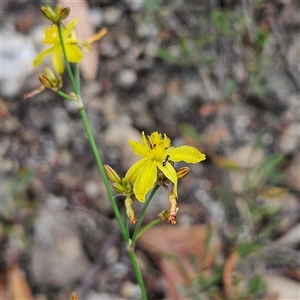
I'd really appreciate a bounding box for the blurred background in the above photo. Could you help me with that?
[1,0,299,299]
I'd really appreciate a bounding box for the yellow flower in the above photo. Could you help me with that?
[125,131,206,202]
[33,19,83,74]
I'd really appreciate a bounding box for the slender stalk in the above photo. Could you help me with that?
[124,206,130,241]
[75,63,81,95]
[132,185,159,244]
[57,24,78,94]
[128,250,147,300]
[57,90,75,101]
[135,218,161,241]
[79,108,127,238]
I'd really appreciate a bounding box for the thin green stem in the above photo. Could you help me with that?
[75,63,81,95]
[57,24,78,95]
[79,108,127,239]
[124,206,130,241]
[57,90,74,101]
[132,185,159,244]
[136,218,161,240]
[128,250,147,300]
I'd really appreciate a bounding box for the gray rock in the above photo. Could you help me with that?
[122,0,144,11]
[104,123,141,171]
[99,36,120,58]
[89,7,103,27]
[117,35,132,52]
[285,153,300,192]
[103,6,123,26]
[85,290,125,300]
[31,204,91,287]
[278,122,300,154]
[116,68,138,89]
[1,30,37,97]
[51,108,71,146]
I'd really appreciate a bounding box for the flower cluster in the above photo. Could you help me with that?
[33,4,107,75]
[125,131,206,202]
[105,131,205,225]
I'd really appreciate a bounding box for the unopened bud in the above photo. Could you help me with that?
[41,4,70,23]
[41,5,57,22]
[112,183,124,193]
[176,167,190,179]
[39,74,53,90]
[59,7,70,21]
[104,164,121,183]
[70,292,78,300]
[39,68,63,92]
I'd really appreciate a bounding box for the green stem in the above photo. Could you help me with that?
[57,24,78,95]
[136,218,161,240]
[79,108,127,239]
[57,90,74,101]
[75,63,81,95]
[128,249,147,300]
[132,185,159,244]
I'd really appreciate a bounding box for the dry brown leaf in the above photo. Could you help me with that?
[0,98,10,118]
[223,251,240,299]
[205,128,229,147]
[7,263,33,300]
[211,154,240,170]
[259,187,288,198]
[60,0,99,80]
[138,225,208,299]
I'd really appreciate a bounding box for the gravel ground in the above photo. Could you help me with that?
[1,1,300,299]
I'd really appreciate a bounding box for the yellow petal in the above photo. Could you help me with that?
[167,146,206,163]
[52,46,64,74]
[125,157,148,183]
[88,28,107,44]
[65,44,83,63]
[64,19,79,37]
[133,160,157,202]
[157,162,178,197]
[129,139,149,157]
[33,47,55,67]
[43,26,58,44]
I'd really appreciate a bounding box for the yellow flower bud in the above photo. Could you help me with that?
[112,183,125,194]
[39,74,53,90]
[40,5,58,22]
[104,164,121,183]
[39,67,63,92]
[41,4,70,23]
[59,7,70,21]
[176,167,190,179]
[70,292,78,300]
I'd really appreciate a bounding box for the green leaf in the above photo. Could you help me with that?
[212,10,232,35]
